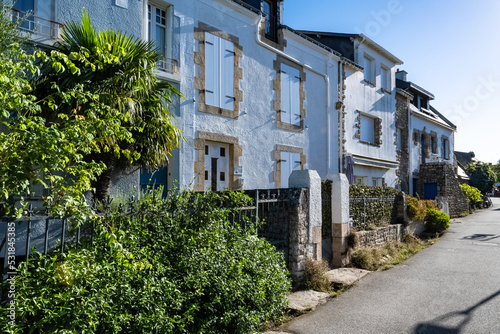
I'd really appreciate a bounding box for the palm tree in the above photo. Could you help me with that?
[32,11,184,204]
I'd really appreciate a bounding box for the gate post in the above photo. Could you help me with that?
[330,173,350,267]
[288,170,322,284]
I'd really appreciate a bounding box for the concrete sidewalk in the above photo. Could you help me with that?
[279,200,500,333]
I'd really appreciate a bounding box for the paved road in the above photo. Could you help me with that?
[284,198,500,334]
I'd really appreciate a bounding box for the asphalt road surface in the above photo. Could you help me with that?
[284,198,500,334]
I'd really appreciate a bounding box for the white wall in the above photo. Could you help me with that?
[343,43,399,187]
[172,0,337,190]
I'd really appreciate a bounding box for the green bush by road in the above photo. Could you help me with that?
[2,190,291,333]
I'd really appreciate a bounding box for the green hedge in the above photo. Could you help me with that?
[1,190,291,333]
[349,184,399,230]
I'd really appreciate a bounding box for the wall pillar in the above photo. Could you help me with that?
[288,170,322,285]
[330,173,350,267]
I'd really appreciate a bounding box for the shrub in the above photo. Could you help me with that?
[303,259,332,293]
[1,190,291,333]
[460,183,483,210]
[425,208,450,233]
[406,195,438,221]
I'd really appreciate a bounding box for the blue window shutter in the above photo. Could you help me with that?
[222,38,235,111]
[280,151,290,188]
[205,33,219,107]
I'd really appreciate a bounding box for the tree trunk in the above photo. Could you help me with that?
[91,152,117,207]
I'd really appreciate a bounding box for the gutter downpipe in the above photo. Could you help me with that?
[252,12,336,175]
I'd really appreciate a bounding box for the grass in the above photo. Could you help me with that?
[350,234,439,271]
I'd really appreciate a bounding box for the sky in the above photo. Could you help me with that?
[283,0,500,164]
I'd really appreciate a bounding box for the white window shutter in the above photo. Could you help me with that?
[205,33,219,107]
[280,151,290,188]
[280,65,291,124]
[290,67,301,126]
[292,153,301,172]
[222,38,235,111]
[360,115,375,143]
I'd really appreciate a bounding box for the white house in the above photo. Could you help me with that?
[301,32,404,188]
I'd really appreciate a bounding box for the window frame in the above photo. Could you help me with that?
[273,56,306,132]
[356,111,382,147]
[194,22,243,119]
[363,53,376,86]
[147,1,174,71]
[380,64,391,93]
[273,144,305,188]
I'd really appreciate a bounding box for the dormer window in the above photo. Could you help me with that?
[263,0,277,41]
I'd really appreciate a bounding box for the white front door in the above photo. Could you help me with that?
[204,142,230,191]
[280,151,301,188]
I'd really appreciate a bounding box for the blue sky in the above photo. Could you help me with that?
[283,0,500,163]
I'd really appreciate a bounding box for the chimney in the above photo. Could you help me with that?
[396,69,408,81]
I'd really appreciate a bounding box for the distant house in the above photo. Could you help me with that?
[455,151,479,185]
[300,31,403,187]
[395,71,467,216]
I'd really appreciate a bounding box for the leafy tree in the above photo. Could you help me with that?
[466,162,496,195]
[32,11,184,203]
[0,9,183,216]
[460,183,483,210]
[0,4,106,217]
[491,160,500,185]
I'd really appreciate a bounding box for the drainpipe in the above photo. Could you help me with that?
[142,0,148,41]
[408,97,412,195]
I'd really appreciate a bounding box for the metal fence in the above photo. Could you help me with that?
[227,188,303,266]
[1,204,95,283]
[1,188,301,285]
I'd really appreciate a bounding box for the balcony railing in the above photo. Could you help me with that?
[157,57,179,75]
[11,8,64,41]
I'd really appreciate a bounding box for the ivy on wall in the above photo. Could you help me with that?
[349,184,399,230]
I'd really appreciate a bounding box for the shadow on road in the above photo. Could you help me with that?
[462,234,500,242]
[413,290,500,333]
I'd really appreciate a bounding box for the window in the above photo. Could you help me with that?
[12,0,61,39]
[280,63,301,126]
[381,65,390,92]
[363,54,375,85]
[354,176,366,185]
[372,177,384,187]
[263,0,277,41]
[194,23,242,118]
[280,151,301,188]
[357,111,382,146]
[205,32,235,111]
[148,2,177,74]
[442,137,450,160]
[431,135,438,154]
[360,114,375,144]
[273,58,305,131]
[273,145,304,188]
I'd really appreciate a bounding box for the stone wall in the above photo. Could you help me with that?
[417,162,469,218]
[355,225,403,248]
[395,91,410,193]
